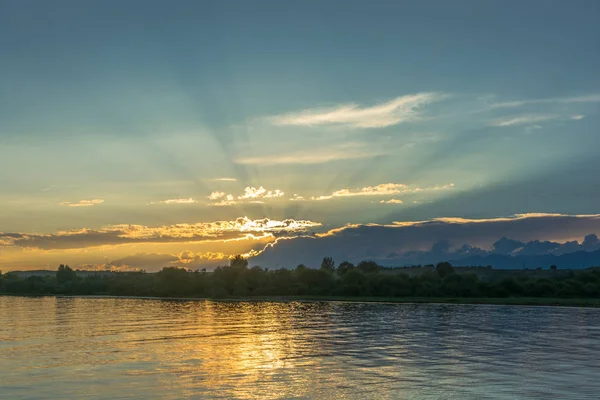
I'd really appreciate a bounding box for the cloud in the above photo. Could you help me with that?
[490,114,558,127]
[304,183,455,201]
[268,92,448,129]
[208,187,284,206]
[380,199,403,204]
[150,198,198,205]
[60,199,104,207]
[0,217,322,250]
[490,94,600,109]
[313,183,406,200]
[209,194,236,207]
[178,250,226,262]
[570,115,585,120]
[208,192,226,200]
[173,251,228,269]
[250,213,600,268]
[238,186,284,200]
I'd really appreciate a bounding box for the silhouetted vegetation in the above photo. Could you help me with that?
[2,258,600,301]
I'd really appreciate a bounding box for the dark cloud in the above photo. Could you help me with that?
[252,214,600,268]
[492,237,524,254]
[518,240,561,255]
[110,253,179,270]
[583,234,600,250]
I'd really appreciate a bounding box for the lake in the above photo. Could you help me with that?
[1,297,599,399]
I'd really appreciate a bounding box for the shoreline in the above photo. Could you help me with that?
[2,294,600,307]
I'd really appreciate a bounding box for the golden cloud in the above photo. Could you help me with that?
[0,217,322,250]
[302,183,455,201]
[60,199,104,207]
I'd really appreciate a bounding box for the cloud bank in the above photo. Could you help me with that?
[251,213,600,268]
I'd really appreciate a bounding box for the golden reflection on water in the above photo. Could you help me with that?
[1,297,600,400]
[149,301,321,400]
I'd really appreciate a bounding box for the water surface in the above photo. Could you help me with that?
[1,296,599,399]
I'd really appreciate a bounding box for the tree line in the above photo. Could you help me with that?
[1,257,600,299]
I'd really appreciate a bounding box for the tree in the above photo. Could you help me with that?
[320,257,335,272]
[550,265,557,270]
[230,255,249,269]
[56,264,77,284]
[435,262,455,278]
[337,261,355,275]
[157,267,193,296]
[296,268,335,294]
[357,261,379,273]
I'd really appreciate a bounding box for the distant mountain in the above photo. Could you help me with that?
[450,249,600,269]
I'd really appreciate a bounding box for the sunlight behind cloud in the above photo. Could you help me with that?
[207,187,285,206]
[238,187,284,200]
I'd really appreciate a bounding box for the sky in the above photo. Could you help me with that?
[1,0,600,271]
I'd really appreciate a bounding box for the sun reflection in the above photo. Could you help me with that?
[101,300,347,399]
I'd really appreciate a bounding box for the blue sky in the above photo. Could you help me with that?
[1,0,600,270]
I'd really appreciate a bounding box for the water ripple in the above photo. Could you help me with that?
[1,297,599,399]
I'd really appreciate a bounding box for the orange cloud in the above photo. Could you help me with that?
[0,217,322,250]
[60,199,104,207]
